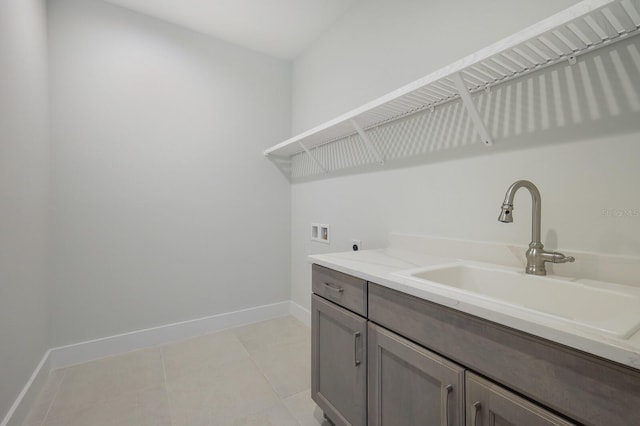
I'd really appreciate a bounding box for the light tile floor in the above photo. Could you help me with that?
[23,316,331,426]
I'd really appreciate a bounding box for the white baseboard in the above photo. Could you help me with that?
[49,300,290,369]
[289,300,311,327]
[1,349,51,426]
[2,300,298,426]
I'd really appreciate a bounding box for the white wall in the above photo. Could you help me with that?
[292,0,582,133]
[290,0,640,311]
[48,0,291,346]
[0,0,51,418]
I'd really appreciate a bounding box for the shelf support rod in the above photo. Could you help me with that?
[298,141,327,173]
[265,154,292,181]
[452,72,493,146]
[351,119,384,165]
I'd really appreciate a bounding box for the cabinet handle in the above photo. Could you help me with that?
[441,384,452,426]
[354,332,361,366]
[472,401,481,426]
[323,282,344,296]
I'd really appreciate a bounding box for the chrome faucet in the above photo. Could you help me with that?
[498,180,575,275]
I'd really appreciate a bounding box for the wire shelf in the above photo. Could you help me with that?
[265,0,640,179]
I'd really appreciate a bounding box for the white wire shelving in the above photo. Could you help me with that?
[264,0,640,179]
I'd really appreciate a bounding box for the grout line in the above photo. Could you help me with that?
[236,325,310,403]
[246,354,284,405]
[280,389,312,426]
[159,349,174,426]
[231,321,290,402]
[241,351,286,417]
[205,331,279,423]
[39,369,66,426]
[232,329,281,400]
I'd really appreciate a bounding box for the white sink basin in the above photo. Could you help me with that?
[395,263,640,339]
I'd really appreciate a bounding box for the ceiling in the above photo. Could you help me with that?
[102,0,359,60]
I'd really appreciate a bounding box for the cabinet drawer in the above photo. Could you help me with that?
[312,264,367,316]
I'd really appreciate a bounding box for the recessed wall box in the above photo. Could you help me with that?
[320,225,330,243]
[311,223,330,243]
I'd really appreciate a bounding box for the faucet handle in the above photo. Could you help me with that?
[551,252,575,264]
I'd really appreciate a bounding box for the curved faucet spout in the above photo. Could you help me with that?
[499,180,542,245]
[498,180,574,275]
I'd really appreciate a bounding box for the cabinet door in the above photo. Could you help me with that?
[368,322,465,426]
[312,294,367,426]
[465,372,576,426]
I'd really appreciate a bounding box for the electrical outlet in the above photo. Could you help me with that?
[351,239,361,251]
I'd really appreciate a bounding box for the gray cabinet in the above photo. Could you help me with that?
[311,294,367,426]
[368,323,465,426]
[312,265,636,426]
[465,373,575,426]
[368,282,640,426]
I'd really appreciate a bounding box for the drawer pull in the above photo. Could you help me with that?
[323,282,344,296]
[354,332,361,366]
[441,384,452,426]
[472,401,481,426]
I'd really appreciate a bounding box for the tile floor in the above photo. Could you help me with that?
[23,316,331,426]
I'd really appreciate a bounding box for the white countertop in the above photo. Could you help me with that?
[309,244,640,370]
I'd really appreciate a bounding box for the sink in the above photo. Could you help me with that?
[395,263,640,339]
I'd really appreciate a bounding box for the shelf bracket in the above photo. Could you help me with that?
[452,72,494,146]
[351,119,384,165]
[298,141,327,173]
[265,154,292,180]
